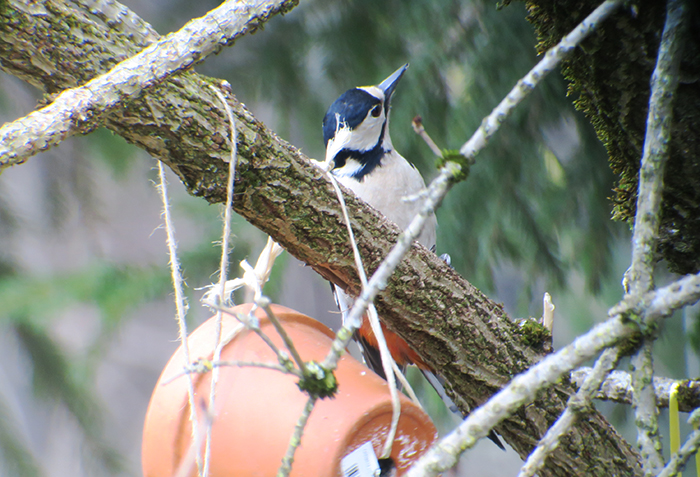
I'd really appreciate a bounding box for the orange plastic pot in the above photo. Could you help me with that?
[142,303,437,477]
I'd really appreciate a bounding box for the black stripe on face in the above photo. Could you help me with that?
[332,120,388,181]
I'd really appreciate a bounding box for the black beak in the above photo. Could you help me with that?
[378,64,408,103]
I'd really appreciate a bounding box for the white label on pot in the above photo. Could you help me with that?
[341,441,380,477]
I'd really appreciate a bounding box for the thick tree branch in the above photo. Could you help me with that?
[0,1,659,475]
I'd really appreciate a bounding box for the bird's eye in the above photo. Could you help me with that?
[371,105,382,118]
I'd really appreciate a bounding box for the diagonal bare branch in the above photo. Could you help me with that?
[657,426,700,477]
[626,0,688,295]
[517,348,621,477]
[0,0,297,170]
[406,266,700,477]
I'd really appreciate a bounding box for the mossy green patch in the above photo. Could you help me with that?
[516,318,550,349]
[296,361,338,399]
[437,150,473,183]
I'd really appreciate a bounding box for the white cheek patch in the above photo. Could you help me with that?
[324,114,353,167]
[347,113,384,151]
[325,120,366,177]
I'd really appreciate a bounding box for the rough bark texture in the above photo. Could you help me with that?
[0,1,643,475]
[523,0,700,276]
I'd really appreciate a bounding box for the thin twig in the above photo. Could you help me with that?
[625,0,687,471]
[570,368,700,412]
[200,302,293,372]
[412,116,443,157]
[277,396,317,477]
[261,301,307,375]
[656,428,700,477]
[156,161,202,476]
[231,309,285,361]
[516,348,621,477]
[161,359,216,385]
[161,358,300,384]
[215,360,298,375]
[203,82,239,477]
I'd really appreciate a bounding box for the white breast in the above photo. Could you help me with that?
[334,150,437,250]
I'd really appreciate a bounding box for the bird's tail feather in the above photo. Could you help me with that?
[332,282,504,450]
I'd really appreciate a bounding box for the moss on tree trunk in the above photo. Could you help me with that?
[523,0,700,275]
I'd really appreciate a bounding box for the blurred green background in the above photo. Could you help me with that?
[0,0,694,476]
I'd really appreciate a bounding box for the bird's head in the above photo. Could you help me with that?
[322,64,408,180]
